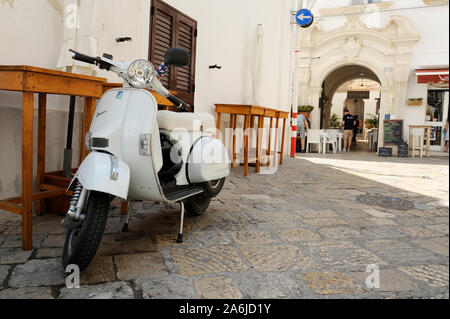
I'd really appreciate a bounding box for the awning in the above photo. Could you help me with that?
[415,68,449,85]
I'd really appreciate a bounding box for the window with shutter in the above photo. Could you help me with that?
[149,0,197,111]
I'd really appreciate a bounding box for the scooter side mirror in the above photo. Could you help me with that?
[164,47,190,67]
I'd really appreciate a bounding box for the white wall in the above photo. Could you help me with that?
[392,1,449,68]
[0,0,83,198]
[0,0,293,199]
[312,0,449,68]
[0,0,293,115]
[162,0,292,115]
[403,74,429,143]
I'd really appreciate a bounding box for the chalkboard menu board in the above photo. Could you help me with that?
[384,120,404,146]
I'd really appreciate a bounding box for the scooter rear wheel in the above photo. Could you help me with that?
[62,191,111,271]
[184,192,211,216]
[202,178,226,197]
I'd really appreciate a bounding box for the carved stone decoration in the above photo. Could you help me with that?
[342,37,362,59]
[423,0,449,5]
[346,14,366,29]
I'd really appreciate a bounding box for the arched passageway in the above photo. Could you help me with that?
[320,65,381,130]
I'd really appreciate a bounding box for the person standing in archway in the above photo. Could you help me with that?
[297,113,309,153]
[342,108,356,152]
[352,114,360,146]
[444,119,449,153]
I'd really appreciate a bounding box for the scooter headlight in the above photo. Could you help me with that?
[127,59,156,89]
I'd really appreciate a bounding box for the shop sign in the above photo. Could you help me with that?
[348,91,370,99]
[416,69,449,88]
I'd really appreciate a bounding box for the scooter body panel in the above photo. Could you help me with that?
[89,88,165,201]
[165,129,202,186]
[73,152,130,200]
[188,137,230,183]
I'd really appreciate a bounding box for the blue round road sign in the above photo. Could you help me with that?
[295,9,314,28]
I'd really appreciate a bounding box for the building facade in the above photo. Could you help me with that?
[0,0,448,200]
[0,0,294,199]
[303,0,449,151]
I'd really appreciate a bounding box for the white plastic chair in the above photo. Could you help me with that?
[324,129,338,154]
[373,129,378,150]
[306,129,322,153]
[339,131,344,151]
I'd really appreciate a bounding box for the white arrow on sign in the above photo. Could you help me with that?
[297,13,311,21]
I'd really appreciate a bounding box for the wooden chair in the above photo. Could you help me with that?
[411,134,424,158]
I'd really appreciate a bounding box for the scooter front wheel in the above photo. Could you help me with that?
[62,191,111,271]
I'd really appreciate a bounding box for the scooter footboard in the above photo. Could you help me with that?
[187,137,230,183]
[70,152,130,200]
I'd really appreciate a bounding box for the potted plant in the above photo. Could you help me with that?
[297,105,314,119]
[408,98,423,106]
[329,113,341,129]
[365,114,379,129]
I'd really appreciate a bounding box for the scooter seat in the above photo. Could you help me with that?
[157,111,216,132]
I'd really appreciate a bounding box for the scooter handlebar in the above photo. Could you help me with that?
[69,49,98,65]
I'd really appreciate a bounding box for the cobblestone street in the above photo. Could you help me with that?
[0,152,448,299]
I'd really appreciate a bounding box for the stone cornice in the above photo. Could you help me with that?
[423,0,449,5]
[319,2,393,16]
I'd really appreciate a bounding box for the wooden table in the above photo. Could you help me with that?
[0,65,107,250]
[215,104,289,176]
[408,125,432,158]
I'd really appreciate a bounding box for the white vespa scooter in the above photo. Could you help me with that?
[61,48,230,271]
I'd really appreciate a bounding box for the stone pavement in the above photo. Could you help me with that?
[0,151,448,299]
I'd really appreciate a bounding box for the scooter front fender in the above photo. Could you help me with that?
[69,152,130,200]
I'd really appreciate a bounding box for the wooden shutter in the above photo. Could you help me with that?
[149,0,197,111]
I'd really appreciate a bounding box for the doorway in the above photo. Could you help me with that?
[320,65,381,153]
[425,89,449,152]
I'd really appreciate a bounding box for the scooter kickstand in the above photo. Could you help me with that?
[176,201,185,243]
[122,201,135,233]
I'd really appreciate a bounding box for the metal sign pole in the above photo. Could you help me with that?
[290,0,301,158]
[290,0,315,157]
[291,0,315,157]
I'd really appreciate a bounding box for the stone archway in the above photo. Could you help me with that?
[297,14,420,148]
[321,65,380,129]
